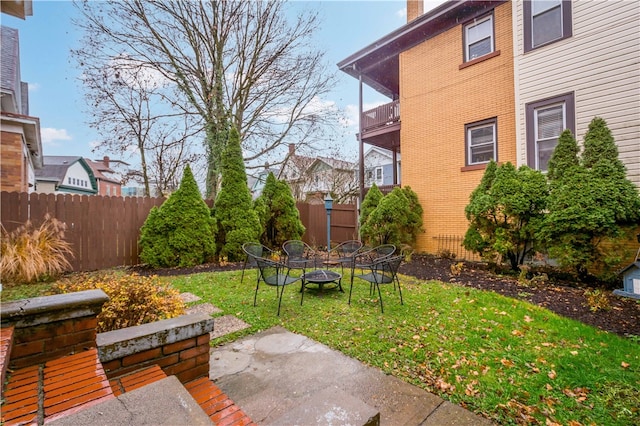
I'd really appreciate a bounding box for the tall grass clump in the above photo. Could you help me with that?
[0,214,73,284]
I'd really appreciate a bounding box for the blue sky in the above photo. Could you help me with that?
[2,0,445,163]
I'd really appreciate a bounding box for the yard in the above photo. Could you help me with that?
[3,255,639,425]
[138,255,639,425]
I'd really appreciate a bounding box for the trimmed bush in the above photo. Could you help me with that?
[139,165,216,268]
[463,161,548,270]
[0,214,73,284]
[256,172,305,249]
[360,187,423,247]
[54,271,185,333]
[359,183,383,228]
[215,127,262,261]
[543,118,640,281]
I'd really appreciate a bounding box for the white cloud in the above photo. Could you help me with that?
[28,82,40,92]
[41,128,72,146]
[396,7,407,19]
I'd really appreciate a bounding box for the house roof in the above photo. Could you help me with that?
[364,146,401,161]
[35,156,97,190]
[0,0,33,19]
[84,158,121,185]
[620,261,640,275]
[337,0,504,98]
[1,26,22,114]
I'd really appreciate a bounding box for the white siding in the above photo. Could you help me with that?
[513,0,640,187]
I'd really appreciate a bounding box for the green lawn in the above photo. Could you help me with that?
[2,269,638,425]
[168,269,639,426]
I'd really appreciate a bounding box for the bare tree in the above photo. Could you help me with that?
[74,50,200,196]
[73,0,339,199]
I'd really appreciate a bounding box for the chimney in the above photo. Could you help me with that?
[407,0,423,23]
[103,156,110,167]
[289,143,295,155]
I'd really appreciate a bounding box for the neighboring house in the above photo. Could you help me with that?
[363,147,401,188]
[279,144,357,203]
[34,156,98,195]
[85,156,124,197]
[248,167,279,200]
[338,0,639,255]
[512,1,639,184]
[0,25,42,193]
[339,0,516,253]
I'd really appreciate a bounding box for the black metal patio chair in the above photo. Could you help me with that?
[349,254,404,313]
[241,242,277,285]
[282,240,321,274]
[327,240,363,274]
[253,256,301,316]
[350,244,396,285]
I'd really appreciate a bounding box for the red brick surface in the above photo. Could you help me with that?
[163,337,196,354]
[186,377,256,426]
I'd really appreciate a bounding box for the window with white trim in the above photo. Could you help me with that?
[526,92,575,171]
[464,14,494,62]
[524,0,572,52]
[465,119,497,165]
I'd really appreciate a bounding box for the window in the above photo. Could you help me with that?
[375,167,383,184]
[466,119,497,165]
[464,14,494,62]
[524,0,572,52]
[526,92,575,171]
[68,177,71,184]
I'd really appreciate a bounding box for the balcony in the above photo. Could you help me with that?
[360,100,400,151]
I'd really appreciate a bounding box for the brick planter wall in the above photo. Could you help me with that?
[97,313,215,384]
[0,290,108,369]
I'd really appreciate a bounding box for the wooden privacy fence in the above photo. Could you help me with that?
[296,202,358,248]
[0,192,358,272]
[1,191,165,271]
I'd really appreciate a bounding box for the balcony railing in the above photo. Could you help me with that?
[362,100,400,133]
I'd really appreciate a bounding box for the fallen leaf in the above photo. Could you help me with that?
[548,369,557,379]
[570,351,578,356]
[621,362,630,369]
[524,315,533,322]
[511,329,524,337]
[501,358,515,368]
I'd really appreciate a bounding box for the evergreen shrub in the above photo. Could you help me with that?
[214,127,262,261]
[139,165,216,268]
[256,172,305,249]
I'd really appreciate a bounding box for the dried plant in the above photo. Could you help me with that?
[0,214,74,284]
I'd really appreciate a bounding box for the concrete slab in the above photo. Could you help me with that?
[272,386,380,426]
[49,376,212,425]
[210,326,494,425]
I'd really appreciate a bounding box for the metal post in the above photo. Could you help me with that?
[324,194,333,251]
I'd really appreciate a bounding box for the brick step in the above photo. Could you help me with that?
[1,326,15,390]
[1,348,114,425]
[109,364,168,396]
[185,376,256,426]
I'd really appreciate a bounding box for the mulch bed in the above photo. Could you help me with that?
[129,254,640,338]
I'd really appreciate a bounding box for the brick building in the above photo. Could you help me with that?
[0,25,42,193]
[338,0,639,254]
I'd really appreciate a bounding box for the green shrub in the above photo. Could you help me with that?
[359,183,383,228]
[0,214,74,284]
[214,127,261,261]
[139,165,216,268]
[543,118,640,281]
[463,161,548,271]
[54,271,185,332]
[360,187,423,247]
[256,172,305,249]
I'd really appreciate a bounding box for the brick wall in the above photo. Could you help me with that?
[98,313,215,384]
[0,291,215,385]
[0,290,108,369]
[0,130,28,192]
[399,2,516,254]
